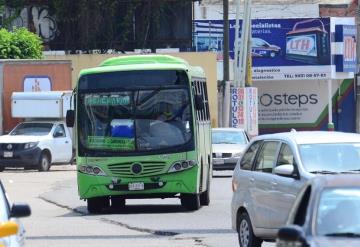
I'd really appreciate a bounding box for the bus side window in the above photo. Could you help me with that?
[202,80,210,122]
[193,81,202,122]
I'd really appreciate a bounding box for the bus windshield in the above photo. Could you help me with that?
[78,87,193,154]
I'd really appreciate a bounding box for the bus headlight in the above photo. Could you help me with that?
[79,165,107,176]
[168,160,196,173]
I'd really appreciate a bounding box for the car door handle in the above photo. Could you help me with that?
[249,178,255,183]
[65,141,69,143]
[271,181,278,187]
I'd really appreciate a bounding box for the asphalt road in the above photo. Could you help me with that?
[1,165,274,247]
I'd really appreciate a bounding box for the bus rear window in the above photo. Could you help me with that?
[78,70,189,91]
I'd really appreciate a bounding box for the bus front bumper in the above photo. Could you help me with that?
[77,166,199,199]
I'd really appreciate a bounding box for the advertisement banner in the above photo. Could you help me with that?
[231,87,245,128]
[255,80,329,124]
[194,18,333,80]
[335,25,357,73]
[245,87,258,137]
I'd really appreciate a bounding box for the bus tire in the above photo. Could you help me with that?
[180,193,200,211]
[38,153,51,172]
[200,177,210,206]
[111,196,125,209]
[87,196,110,214]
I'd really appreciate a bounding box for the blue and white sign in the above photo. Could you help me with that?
[194,18,333,80]
[334,25,357,73]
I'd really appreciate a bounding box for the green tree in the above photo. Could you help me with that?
[0,27,43,59]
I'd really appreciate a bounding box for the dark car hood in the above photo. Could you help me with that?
[311,236,360,247]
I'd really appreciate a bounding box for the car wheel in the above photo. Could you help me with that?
[238,212,262,247]
[87,196,110,214]
[111,196,125,209]
[70,149,76,165]
[38,153,51,172]
[0,166,4,172]
[180,193,200,211]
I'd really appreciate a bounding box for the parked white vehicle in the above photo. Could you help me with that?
[0,121,73,171]
[231,130,360,247]
[212,128,249,170]
[0,91,74,172]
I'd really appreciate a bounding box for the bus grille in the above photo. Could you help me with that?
[108,161,167,177]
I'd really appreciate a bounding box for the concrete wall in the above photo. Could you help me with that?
[1,60,72,132]
[45,52,219,127]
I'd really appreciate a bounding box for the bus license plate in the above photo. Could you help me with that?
[128,182,144,191]
[3,151,13,158]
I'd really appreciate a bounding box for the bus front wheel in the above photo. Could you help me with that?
[87,196,110,214]
[180,194,200,211]
[200,171,211,206]
[111,196,125,209]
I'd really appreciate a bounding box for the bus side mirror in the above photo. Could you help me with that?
[195,95,204,110]
[66,110,75,127]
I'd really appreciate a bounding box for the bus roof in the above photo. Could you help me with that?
[79,54,205,78]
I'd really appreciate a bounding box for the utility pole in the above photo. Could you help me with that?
[232,0,258,138]
[223,0,229,82]
[222,0,230,127]
[238,0,252,88]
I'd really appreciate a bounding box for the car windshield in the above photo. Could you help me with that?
[317,188,360,236]
[212,130,247,144]
[299,143,360,173]
[10,123,53,136]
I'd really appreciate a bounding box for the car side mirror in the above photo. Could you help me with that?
[66,110,75,127]
[0,221,18,238]
[195,95,204,110]
[274,164,297,178]
[277,225,309,247]
[10,203,31,218]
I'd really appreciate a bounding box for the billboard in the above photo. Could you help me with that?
[194,18,358,80]
[254,79,355,133]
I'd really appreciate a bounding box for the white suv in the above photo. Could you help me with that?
[231,130,360,247]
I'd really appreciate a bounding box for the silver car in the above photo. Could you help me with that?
[231,130,360,247]
[277,174,360,247]
[212,128,249,170]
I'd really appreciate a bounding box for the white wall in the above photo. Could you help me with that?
[194,3,320,20]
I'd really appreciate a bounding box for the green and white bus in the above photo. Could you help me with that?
[67,55,212,213]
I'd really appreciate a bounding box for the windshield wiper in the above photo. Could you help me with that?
[325,232,360,237]
[309,170,338,174]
